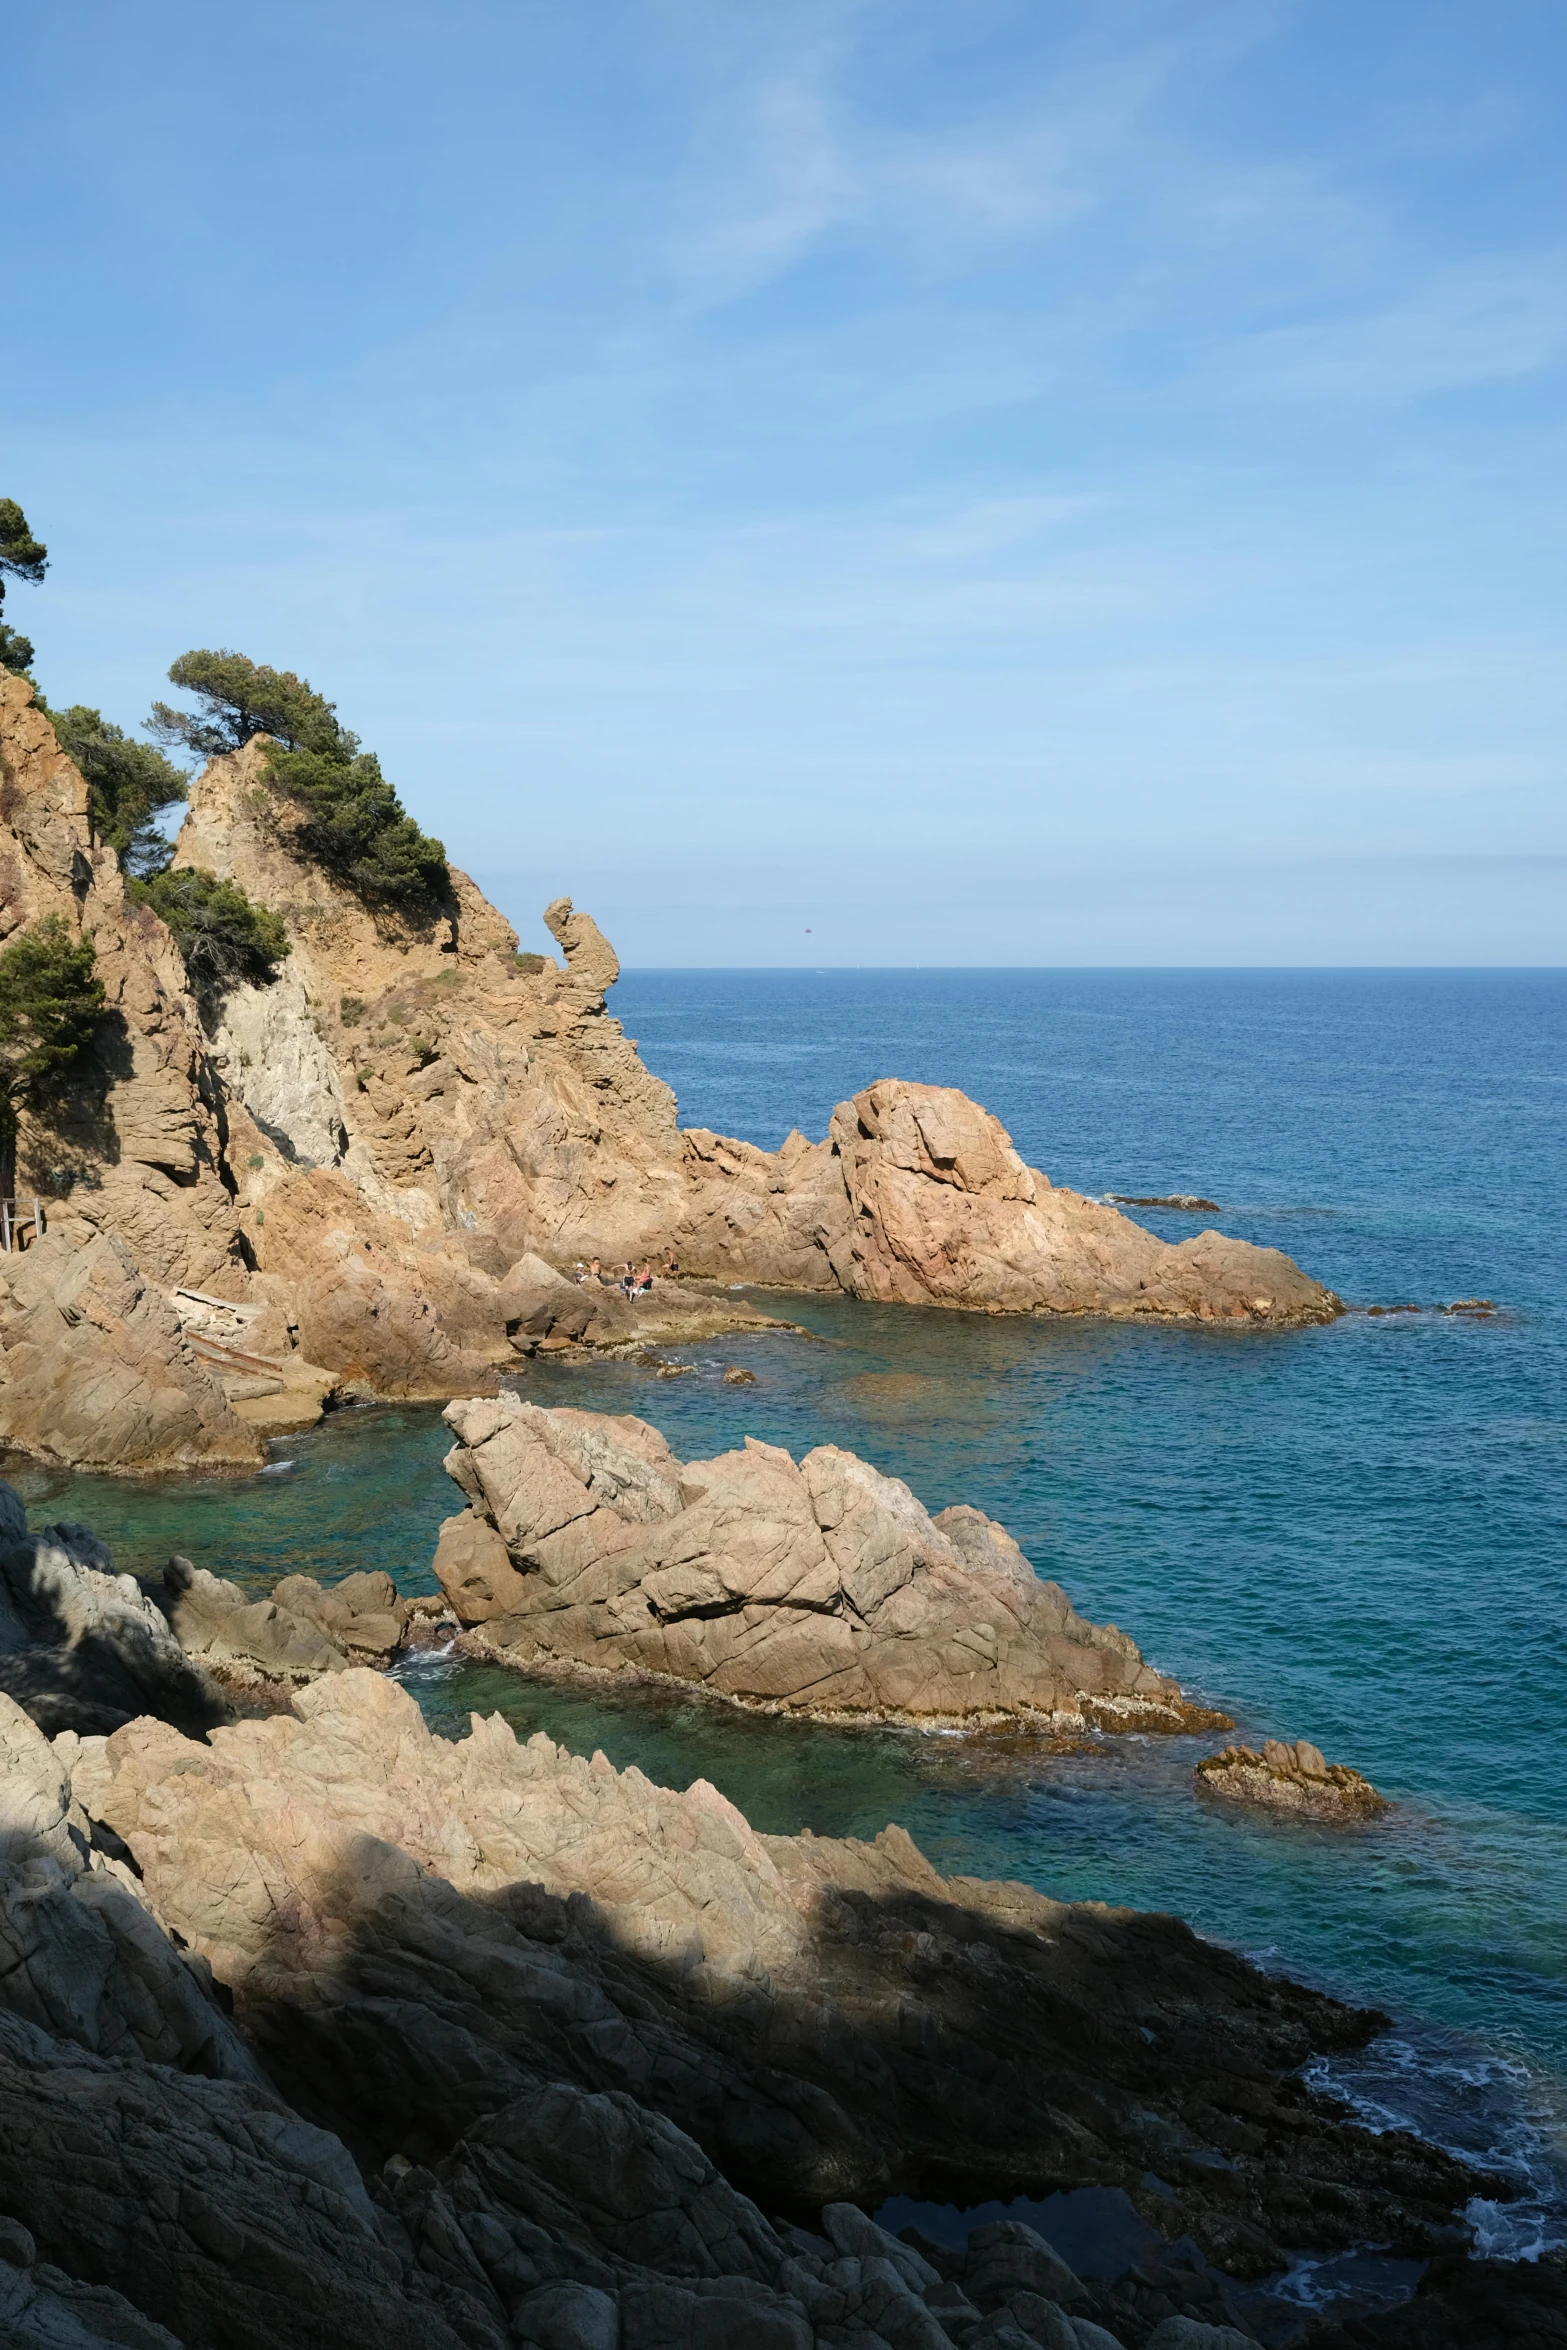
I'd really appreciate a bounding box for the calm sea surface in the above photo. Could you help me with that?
[13,970,1565,2251]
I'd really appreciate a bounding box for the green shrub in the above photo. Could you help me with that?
[149,650,448,911]
[46,705,188,875]
[130,866,290,994]
[339,994,365,1026]
[0,623,35,678]
[0,502,46,679]
[0,915,104,1185]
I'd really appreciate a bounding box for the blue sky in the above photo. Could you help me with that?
[7,0,1565,962]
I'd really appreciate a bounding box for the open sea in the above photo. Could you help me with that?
[12,968,1566,2264]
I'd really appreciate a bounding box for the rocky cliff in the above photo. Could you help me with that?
[0,673,1337,1473]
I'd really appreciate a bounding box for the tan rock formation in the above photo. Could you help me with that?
[0,671,1336,1472]
[0,672,262,1471]
[0,1231,259,1473]
[1196,1738,1388,1822]
[679,1080,1336,1326]
[436,1397,1228,1731]
[60,1670,1483,2335]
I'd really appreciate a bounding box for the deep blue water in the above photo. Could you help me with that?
[12,969,1565,2251]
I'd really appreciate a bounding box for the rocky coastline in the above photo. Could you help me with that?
[0,1451,1557,2345]
[0,677,1556,2345]
[0,671,1337,1481]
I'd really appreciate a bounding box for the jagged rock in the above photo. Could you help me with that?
[1146,2320,1262,2349]
[0,2250,183,2350]
[84,1672,1484,2257]
[0,1495,226,1736]
[162,1560,411,1685]
[271,1569,410,1664]
[0,1662,1507,2349]
[963,2221,1085,2312]
[432,1509,529,1621]
[437,1398,1225,1732]
[0,1692,258,2079]
[1195,1740,1387,1822]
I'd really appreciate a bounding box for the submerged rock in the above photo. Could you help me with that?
[1196,1739,1388,1822]
[436,1397,1227,1733]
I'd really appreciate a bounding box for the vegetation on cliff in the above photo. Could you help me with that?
[0,498,47,677]
[38,700,284,1000]
[130,865,290,993]
[47,705,189,875]
[149,649,449,910]
[0,915,105,1189]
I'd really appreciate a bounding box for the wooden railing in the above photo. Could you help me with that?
[0,1198,46,1254]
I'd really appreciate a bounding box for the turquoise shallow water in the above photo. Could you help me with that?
[11,969,1565,2249]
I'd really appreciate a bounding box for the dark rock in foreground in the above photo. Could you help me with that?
[436,1398,1230,1733]
[0,1667,1506,2349]
[0,1490,226,1738]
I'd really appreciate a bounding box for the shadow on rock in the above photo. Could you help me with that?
[0,1488,226,1738]
[0,1669,1527,2350]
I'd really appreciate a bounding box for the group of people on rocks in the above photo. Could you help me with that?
[572,1252,680,1298]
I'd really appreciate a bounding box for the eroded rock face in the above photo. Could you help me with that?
[1196,1739,1388,1823]
[436,1398,1226,1732]
[0,1655,1527,2349]
[0,1230,260,1475]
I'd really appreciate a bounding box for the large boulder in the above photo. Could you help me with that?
[162,1559,348,1688]
[0,1232,262,1475]
[827,1082,1337,1325]
[437,1398,1223,1732]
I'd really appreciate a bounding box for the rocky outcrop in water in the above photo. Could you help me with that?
[435,1396,1228,1732]
[677,1083,1334,1327]
[1196,1741,1388,1823]
[0,670,1337,1473]
[162,1557,412,1689]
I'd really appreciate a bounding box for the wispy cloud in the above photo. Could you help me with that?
[1225,251,1567,403]
[663,6,1235,302]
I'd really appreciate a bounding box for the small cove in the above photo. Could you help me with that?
[11,967,1565,2254]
